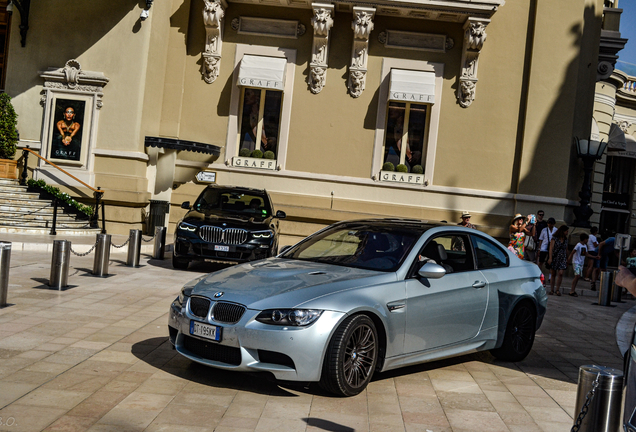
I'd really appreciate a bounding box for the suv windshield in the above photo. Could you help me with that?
[193,189,271,217]
[281,224,421,271]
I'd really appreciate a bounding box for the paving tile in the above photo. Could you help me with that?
[444,409,508,432]
[13,388,92,410]
[0,404,67,432]
[43,415,97,432]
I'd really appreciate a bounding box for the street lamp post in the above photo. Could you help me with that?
[572,137,608,228]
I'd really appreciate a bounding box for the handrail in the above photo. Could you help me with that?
[22,147,101,193]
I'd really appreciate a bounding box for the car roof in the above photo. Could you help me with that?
[204,184,268,195]
[334,218,443,233]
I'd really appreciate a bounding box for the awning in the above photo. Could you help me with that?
[607,122,627,151]
[607,133,636,159]
[238,55,286,90]
[144,137,221,156]
[388,69,436,103]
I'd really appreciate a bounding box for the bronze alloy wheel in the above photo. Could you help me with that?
[320,314,378,396]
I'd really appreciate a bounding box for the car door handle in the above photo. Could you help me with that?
[472,281,486,289]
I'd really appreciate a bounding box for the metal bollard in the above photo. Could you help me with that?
[0,242,11,307]
[611,270,622,302]
[126,229,142,267]
[572,365,623,432]
[92,234,111,277]
[153,226,166,260]
[598,271,613,306]
[49,240,71,290]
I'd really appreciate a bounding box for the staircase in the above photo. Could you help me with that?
[0,178,101,235]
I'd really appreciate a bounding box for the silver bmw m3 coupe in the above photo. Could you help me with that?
[168,219,547,396]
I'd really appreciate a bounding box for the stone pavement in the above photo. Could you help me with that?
[0,248,634,432]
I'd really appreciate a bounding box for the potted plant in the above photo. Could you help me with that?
[0,93,18,179]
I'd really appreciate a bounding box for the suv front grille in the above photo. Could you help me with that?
[213,302,246,324]
[199,226,248,245]
[189,296,211,318]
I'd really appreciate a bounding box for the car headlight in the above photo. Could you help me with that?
[178,222,197,232]
[252,230,274,239]
[256,309,322,326]
[177,275,205,305]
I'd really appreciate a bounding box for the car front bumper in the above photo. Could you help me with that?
[168,298,345,382]
[174,236,272,263]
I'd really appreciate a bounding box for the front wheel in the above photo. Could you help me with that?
[320,315,378,396]
[172,255,189,270]
[490,302,536,362]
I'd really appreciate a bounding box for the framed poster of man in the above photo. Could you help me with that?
[47,96,91,165]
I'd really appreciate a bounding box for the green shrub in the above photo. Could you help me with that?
[26,179,94,216]
[382,162,395,171]
[396,164,408,173]
[239,147,251,157]
[263,150,275,159]
[251,149,263,158]
[0,93,18,160]
[412,165,424,174]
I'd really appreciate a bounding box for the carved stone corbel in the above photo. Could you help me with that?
[308,3,334,94]
[201,0,225,84]
[348,6,375,98]
[39,59,109,108]
[457,17,490,108]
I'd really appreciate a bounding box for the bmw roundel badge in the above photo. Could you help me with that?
[214,292,224,298]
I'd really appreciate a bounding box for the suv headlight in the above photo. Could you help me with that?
[256,309,322,326]
[178,222,197,232]
[252,230,273,239]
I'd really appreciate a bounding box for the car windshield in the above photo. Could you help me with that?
[280,224,421,272]
[193,189,271,217]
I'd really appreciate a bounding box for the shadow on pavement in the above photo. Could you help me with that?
[131,337,299,397]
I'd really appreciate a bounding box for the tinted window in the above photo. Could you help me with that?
[471,235,509,269]
[194,189,271,217]
[281,224,420,272]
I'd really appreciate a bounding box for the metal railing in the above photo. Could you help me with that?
[20,146,106,234]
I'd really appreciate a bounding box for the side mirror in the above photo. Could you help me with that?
[279,245,292,255]
[418,262,446,279]
[181,201,190,209]
[275,210,286,219]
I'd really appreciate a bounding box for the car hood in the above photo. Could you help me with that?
[190,258,393,310]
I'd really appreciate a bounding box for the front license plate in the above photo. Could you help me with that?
[190,321,222,342]
[214,245,230,252]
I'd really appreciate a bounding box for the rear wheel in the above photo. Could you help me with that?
[491,302,536,362]
[320,315,378,396]
[172,255,189,270]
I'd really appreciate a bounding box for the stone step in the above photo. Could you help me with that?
[0,179,20,186]
[0,211,79,222]
[0,218,92,228]
[0,196,53,206]
[0,225,101,236]
[0,190,43,200]
[0,184,29,192]
[0,204,57,214]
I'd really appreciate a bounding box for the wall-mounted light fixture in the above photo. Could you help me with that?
[140,0,154,21]
[572,137,608,227]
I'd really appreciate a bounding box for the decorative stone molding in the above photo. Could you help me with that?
[308,3,334,94]
[457,17,490,108]
[377,29,449,53]
[615,119,635,133]
[348,6,375,98]
[39,59,109,109]
[201,0,225,84]
[231,16,305,39]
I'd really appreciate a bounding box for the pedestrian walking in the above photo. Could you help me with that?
[597,236,617,271]
[547,225,569,296]
[457,211,477,229]
[508,214,533,259]
[538,217,557,284]
[566,233,589,297]
[534,210,548,262]
[584,226,600,290]
[524,214,538,263]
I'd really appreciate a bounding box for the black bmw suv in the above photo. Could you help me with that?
[172,185,286,269]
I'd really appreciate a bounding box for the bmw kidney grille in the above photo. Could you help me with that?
[199,226,248,245]
[189,296,211,319]
[212,302,246,324]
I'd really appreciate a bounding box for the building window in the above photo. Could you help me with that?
[372,60,443,186]
[0,1,11,89]
[238,88,282,158]
[383,101,429,173]
[226,47,296,172]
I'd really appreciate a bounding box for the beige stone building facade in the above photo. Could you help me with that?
[1,0,635,244]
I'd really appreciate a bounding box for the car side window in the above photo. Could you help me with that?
[470,235,509,269]
[413,234,475,274]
